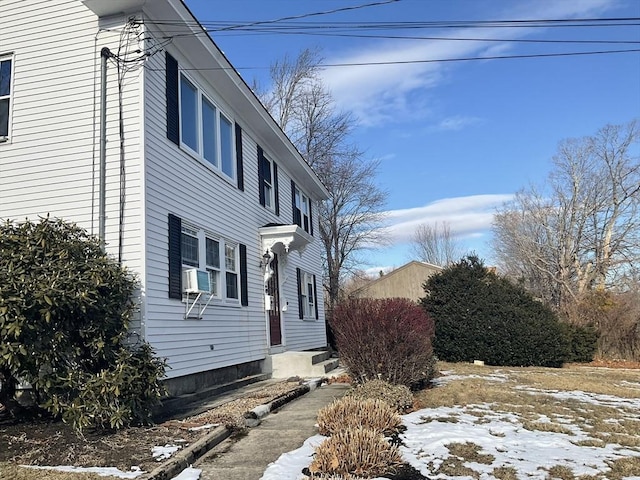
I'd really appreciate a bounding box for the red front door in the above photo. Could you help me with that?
[266,254,282,346]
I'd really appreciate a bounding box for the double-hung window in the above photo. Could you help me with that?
[181,225,199,267]
[225,244,239,300]
[0,56,12,141]
[261,156,274,210]
[206,237,220,297]
[179,72,235,181]
[180,223,239,303]
[293,185,312,234]
[297,269,318,320]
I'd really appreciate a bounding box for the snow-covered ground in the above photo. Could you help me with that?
[22,371,640,480]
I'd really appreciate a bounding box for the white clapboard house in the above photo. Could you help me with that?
[0,0,336,396]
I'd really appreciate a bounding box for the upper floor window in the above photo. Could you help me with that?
[179,72,235,181]
[261,156,275,210]
[293,185,312,234]
[258,145,280,214]
[0,57,12,141]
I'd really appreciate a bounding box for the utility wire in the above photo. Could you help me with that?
[202,30,640,45]
[143,48,640,72]
[148,17,640,30]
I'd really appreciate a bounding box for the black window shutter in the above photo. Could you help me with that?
[239,244,248,306]
[258,145,265,207]
[313,274,319,319]
[168,213,182,299]
[235,123,244,191]
[291,180,301,227]
[165,52,180,146]
[273,162,280,216]
[296,268,304,319]
[309,198,314,236]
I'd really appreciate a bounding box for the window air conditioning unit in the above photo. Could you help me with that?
[183,268,211,294]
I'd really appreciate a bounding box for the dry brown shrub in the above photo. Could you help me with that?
[317,397,402,436]
[346,379,413,412]
[566,290,640,361]
[309,427,403,478]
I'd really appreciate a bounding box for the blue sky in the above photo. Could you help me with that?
[184,0,640,273]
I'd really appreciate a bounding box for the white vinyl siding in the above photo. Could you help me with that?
[0,0,145,336]
[0,0,143,269]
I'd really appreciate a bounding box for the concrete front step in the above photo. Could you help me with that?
[270,351,339,378]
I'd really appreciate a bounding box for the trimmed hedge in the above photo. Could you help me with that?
[421,256,573,368]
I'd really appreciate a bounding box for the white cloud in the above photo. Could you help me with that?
[320,0,616,126]
[434,115,483,131]
[382,194,514,244]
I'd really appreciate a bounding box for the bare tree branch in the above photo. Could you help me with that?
[492,120,640,312]
[256,48,388,313]
[409,221,465,267]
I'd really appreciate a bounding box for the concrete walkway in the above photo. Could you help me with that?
[195,383,350,480]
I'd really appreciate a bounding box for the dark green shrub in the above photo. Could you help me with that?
[421,255,571,368]
[330,298,435,388]
[0,217,166,430]
[563,323,599,363]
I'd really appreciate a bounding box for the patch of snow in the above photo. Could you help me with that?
[516,386,640,411]
[170,466,201,480]
[152,444,181,461]
[431,373,508,387]
[260,434,326,480]
[22,465,143,478]
[188,423,219,431]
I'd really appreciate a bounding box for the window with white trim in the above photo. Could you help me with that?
[262,156,275,211]
[224,243,239,300]
[0,56,12,141]
[294,186,312,234]
[181,224,239,303]
[299,270,317,319]
[179,72,235,180]
[206,237,220,297]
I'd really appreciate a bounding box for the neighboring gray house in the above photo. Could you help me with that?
[0,0,332,395]
[352,261,443,303]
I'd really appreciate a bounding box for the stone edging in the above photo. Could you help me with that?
[140,378,325,480]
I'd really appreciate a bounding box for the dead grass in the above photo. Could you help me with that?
[446,442,495,464]
[0,463,104,479]
[413,361,640,480]
[606,456,640,479]
[493,465,519,480]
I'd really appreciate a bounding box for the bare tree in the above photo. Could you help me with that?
[256,48,387,313]
[409,221,464,267]
[492,120,640,312]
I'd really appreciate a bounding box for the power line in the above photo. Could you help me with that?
[143,48,640,72]
[149,17,640,31]
[207,30,640,45]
